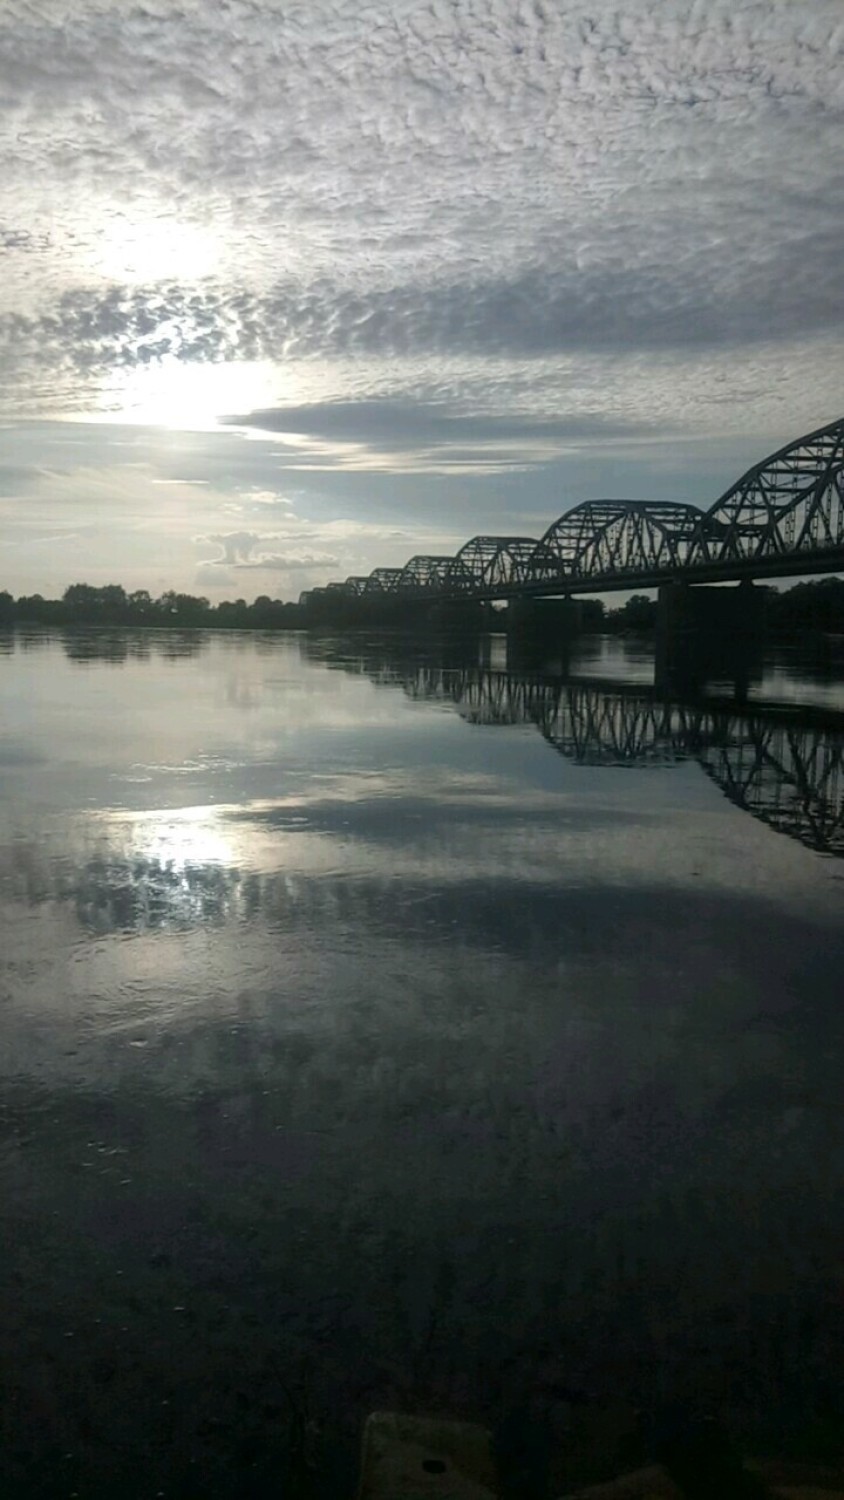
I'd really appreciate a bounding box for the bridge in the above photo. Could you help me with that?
[301,417,844,616]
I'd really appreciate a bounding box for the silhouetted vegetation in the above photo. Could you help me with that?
[1,576,842,636]
[603,579,844,636]
[0,584,303,630]
[603,593,658,632]
[763,576,844,636]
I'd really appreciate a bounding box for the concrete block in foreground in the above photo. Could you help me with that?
[357,1411,498,1500]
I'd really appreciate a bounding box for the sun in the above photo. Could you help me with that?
[70,207,292,430]
[93,213,221,285]
[88,356,284,432]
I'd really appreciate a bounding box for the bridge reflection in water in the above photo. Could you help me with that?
[5,637,840,950]
[306,637,844,860]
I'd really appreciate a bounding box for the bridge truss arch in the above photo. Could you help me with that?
[537,500,704,583]
[362,567,406,594]
[446,535,545,594]
[399,555,455,591]
[691,415,844,571]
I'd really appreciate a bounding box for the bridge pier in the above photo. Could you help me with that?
[504,597,580,671]
[656,580,766,697]
[426,599,491,633]
[506,596,581,641]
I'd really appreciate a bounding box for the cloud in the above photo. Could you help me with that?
[0,224,51,252]
[0,0,841,441]
[186,493,464,595]
[1,0,843,593]
[196,529,339,573]
[236,489,295,513]
[198,530,270,565]
[3,236,843,403]
[195,560,235,587]
[225,404,643,447]
[232,551,339,571]
[152,477,210,486]
[218,399,659,475]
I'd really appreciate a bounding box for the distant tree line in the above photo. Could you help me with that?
[601,578,844,636]
[0,583,303,630]
[1,576,843,635]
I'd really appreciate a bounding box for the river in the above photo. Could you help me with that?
[1,627,842,1495]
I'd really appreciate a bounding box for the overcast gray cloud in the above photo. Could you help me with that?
[0,1,842,592]
[224,403,645,445]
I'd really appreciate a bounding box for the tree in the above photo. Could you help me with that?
[579,598,605,631]
[62,583,128,622]
[128,590,154,618]
[617,594,656,632]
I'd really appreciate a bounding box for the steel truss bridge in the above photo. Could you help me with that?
[304,639,844,859]
[301,417,844,610]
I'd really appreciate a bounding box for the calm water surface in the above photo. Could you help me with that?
[1,628,843,1495]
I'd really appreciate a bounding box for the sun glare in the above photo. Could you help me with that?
[129,806,236,873]
[94,214,221,285]
[90,357,284,432]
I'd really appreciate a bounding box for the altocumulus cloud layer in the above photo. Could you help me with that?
[0,0,843,593]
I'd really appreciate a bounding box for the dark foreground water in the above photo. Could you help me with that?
[1,628,843,1496]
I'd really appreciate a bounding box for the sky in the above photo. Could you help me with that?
[1,0,843,602]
